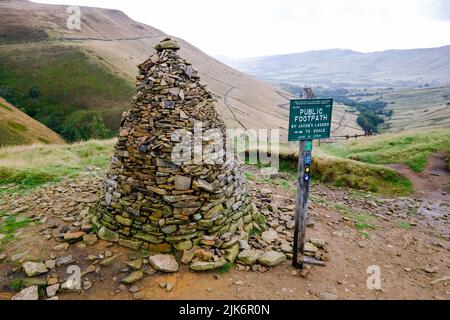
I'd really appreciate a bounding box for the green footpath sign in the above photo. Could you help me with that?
[288,99,333,141]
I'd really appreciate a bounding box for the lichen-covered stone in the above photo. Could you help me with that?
[258,251,286,267]
[119,238,142,251]
[97,226,119,242]
[121,271,144,284]
[22,262,48,277]
[237,249,263,266]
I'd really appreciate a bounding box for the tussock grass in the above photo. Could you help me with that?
[0,139,115,193]
[321,129,450,173]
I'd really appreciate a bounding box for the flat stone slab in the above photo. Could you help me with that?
[261,230,278,243]
[121,271,144,284]
[22,262,48,277]
[258,251,286,267]
[64,231,85,243]
[190,259,227,271]
[237,249,263,266]
[12,286,39,300]
[149,254,179,273]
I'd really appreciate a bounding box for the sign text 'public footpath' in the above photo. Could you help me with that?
[288,99,333,141]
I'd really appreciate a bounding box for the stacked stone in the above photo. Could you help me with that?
[92,38,255,270]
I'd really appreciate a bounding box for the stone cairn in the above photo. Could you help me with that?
[92,38,261,271]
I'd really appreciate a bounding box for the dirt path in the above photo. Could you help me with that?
[389,153,450,202]
[0,169,449,300]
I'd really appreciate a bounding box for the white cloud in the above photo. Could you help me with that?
[36,0,450,57]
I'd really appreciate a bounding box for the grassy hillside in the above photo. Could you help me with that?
[0,0,299,144]
[0,138,412,196]
[320,129,450,172]
[0,44,134,141]
[350,86,450,132]
[0,97,64,146]
[0,139,116,194]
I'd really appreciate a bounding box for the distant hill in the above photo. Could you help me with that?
[0,97,64,146]
[219,46,450,88]
[0,0,300,142]
[349,86,450,132]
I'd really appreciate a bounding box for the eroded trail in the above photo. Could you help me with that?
[389,153,450,202]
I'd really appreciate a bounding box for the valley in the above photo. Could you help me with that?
[0,0,449,303]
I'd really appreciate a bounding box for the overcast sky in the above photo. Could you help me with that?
[37,0,450,58]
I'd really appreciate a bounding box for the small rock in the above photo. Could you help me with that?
[126,258,143,271]
[258,251,286,267]
[83,280,93,290]
[166,283,174,292]
[12,286,39,300]
[431,276,450,285]
[129,285,140,293]
[181,249,195,265]
[47,277,59,286]
[237,250,263,266]
[64,231,85,243]
[46,284,59,297]
[100,255,121,267]
[22,262,48,277]
[132,292,144,300]
[83,234,98,246]
[304,243,319,253]
[61,278,80,292]
[56,256,74,267]
[53,243,70,251]
[261,230,278,243]
[45,259,56,269]
[309,238,326,249]
[238,240,250,250]
[286,220,295,230]
[190,259,227,271]
[0,254,6,261]
[11,251,30,263]
[424,265,439,274]
[320,292,339,300]
[121,271,144,285]
[174,175,192,191]
[280,243,293,253]
[149,254,179,273]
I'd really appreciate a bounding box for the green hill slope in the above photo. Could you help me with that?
[0,97,64,146]
[0,44,134,141]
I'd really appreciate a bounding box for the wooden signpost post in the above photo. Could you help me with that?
[289,89,333,269]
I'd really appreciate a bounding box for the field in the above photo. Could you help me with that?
[0,139,115,194]
[0,136,412,196]
[349,86,450,132]
[0,44,135,141]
